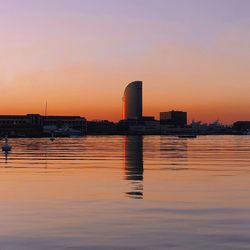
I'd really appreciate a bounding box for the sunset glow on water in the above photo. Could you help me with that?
[0,136,250,249]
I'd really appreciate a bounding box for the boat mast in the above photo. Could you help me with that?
[45,101,47,118]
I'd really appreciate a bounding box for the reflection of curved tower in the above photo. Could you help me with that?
[122,81,143,120]
[124,136,144,199]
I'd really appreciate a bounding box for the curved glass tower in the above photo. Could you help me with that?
[122,81,143,120]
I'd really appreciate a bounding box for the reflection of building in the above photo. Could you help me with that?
[160,111,187,127]
[160,137,188,169]
[122,81,143,120]
[124,136,144,199]
[3,151,9,164]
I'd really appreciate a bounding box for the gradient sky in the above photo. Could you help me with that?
[0,0,250,123]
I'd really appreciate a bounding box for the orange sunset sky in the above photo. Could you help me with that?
[0,0,249,124]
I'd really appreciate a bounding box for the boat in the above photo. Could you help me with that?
[178,135,197,139]
[50,136,55,141]
[2,137,12,152]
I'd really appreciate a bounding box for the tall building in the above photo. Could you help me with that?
[160,110,187,127]
[122,81,143,120]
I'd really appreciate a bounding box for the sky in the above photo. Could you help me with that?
[0,0,249,124]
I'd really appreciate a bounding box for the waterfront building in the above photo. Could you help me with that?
[233,121,250,132]
[122,81,143,120]
[0,114,86,137]
[87,120,117,135]
[118,116,160,135]
[160,111,187,127]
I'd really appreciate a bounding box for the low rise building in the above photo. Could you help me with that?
[0,114,86,137]
[233,121,250,133]
[118,116,160,135]
[160,111,187,127]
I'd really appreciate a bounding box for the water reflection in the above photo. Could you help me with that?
[4,151,9,164]
[124,136,144,199]
[0,136,250,249]
[160,137,188,170]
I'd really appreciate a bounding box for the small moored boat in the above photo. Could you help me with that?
[50,133,55,141]
[2,137,12,152]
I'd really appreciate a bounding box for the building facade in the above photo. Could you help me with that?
[233,121,250,132]
[122,81,143,120]
[160,111,187,127]
[0,114,86,137]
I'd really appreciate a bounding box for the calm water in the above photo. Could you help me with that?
[0,135,250,250]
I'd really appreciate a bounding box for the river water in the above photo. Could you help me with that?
[0,136,250,249]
